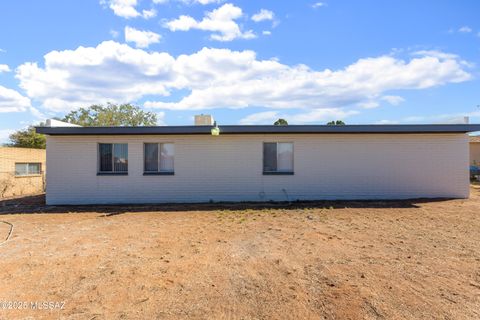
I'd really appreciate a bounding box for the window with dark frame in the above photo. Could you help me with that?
[98,143,128,174]
[263,142,294,174]
[15,163,42,176]
[144,143,174,174]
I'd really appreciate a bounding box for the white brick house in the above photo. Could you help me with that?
[36,123,480,205]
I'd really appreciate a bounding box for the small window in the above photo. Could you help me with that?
[263,142,293,174]
[98,143,128,174]
[15,163,42,176]
[144,143,174,174]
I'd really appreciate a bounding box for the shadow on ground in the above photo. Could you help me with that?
[0,193,461,216]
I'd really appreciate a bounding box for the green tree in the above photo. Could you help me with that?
[8,125,46,149]
[326,120,346,126]
[62,103,158,126]
[274,118,288,126]
[7,103,158,149]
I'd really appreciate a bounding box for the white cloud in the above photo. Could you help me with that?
[165,15,198,31]
[358,101,380,109]
[262,30,271,36]
[29,106,46,119]
[239,111,278,124]
[142,8,157,19]
[377,110,480,125]
[458,26,472,33]
[110,29,120,38]
[287,109,358,123]
[0,85,31,113]
[102,0,156,19]
[142,8,155,19]
[125,26,161,48]
[412,50,473,68]
[103,0,139,18]
[252,9,274,22]
[376,120,399,124]
[312,2,326,8]
[240,109,358,125]
[0,129,15,143]
[0,64,11,73]
[381,95,404,105]
[413,50,459,60]
[164,3,256,41]
[156,111,166,125]
[191,0,222,4]
[15,42,472,115]
[146,49,471,110]
[16,41,175,112]
[439,116,472,124]
[154,0,222,4]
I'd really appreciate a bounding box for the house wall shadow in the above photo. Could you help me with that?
[0,193,461,216]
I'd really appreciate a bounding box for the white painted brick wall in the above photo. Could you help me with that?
[45,133,470,204]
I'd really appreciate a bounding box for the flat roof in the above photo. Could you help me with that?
[36,124,480,136]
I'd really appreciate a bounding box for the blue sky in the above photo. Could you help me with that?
[1,0,480,142]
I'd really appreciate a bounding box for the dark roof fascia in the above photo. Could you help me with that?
[35,124,480,136]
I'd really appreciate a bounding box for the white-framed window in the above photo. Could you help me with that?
[15,163,42,176]
[263,142,294,174]
[144,143,175,174]
[98,143,128,174]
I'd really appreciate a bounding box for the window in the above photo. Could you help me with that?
[144,143,174,175]
[263,142,294,174]
[98,143,128,174]
[15,163,42,176]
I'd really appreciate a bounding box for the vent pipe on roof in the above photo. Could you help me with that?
[211,121,220,136]
[194,114,214,126]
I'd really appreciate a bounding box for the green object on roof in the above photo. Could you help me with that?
[211,127,220,136]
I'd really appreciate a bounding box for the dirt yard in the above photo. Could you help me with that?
[1,189,480,320]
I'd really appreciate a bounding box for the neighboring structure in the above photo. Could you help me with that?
[470,136,480,166]
[36,122,480,205]
[470,136,480,180]
[45,118,81,128]
[0,147,46,198]
[194,114,215,126]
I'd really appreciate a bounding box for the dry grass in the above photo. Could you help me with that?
[1,189,480,319]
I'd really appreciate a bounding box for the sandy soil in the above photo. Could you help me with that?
[1,189,480,320]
